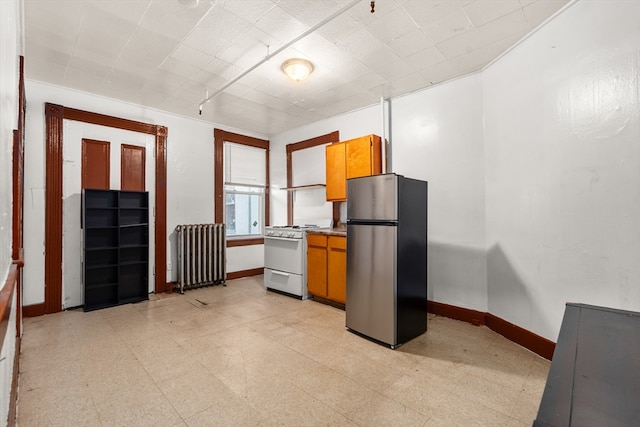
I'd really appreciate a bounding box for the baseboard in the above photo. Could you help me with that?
[227,268,263,280]
[427,301,486,326]
[22,303,45,317]
[427,300,555,360]
[485,313,555,360]
[8,336,19,426]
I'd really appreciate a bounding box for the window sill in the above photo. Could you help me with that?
[227,237,264,247]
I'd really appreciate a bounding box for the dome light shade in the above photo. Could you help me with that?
[281,58,314,82]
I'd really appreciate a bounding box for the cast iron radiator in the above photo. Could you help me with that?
[175,224,226,293]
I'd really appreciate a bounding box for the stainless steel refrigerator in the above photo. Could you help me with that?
[346,173,428,349]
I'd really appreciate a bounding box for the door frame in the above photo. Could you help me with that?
[44,103,168,314]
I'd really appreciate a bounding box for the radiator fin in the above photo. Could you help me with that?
[176,224,226,293]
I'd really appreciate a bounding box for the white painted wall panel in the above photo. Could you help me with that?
[0,0,20,288]
[0,0,21,419]
[390,74,487,310]
[24,81,268,305]
[62,123,155,309]
[0,291,17,426]
[270,104,383,227]
[483,0,640,340]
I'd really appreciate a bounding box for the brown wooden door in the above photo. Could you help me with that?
[325,142,346,201]
[307,234,328,297]
[327,236,346,304]
[82,139,110,189]
[121,144,145,191]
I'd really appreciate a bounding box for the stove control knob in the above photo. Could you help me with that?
[278,231,284,237]
[288,232,295,237]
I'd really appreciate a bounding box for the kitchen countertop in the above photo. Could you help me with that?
[307,228,346,237]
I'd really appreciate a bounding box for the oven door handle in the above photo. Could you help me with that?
[264,236,301,242]
[271,270,290,277]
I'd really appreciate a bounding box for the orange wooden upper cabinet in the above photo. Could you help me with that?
[325,134,382,201]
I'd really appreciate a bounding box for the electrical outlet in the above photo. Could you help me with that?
[167,262,172,271]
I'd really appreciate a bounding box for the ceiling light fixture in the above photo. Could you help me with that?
[281,58,314,82]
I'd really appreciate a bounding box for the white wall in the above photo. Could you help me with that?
[0,0,22,423]
[483,0,640,340]
[0,0,20,286]
[24,81,268,305]
[268,0,640,343]
[269,104,384,227]
[390,74,487,310]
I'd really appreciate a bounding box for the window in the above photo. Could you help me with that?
[214,129,270,246]
[224,184,263,237]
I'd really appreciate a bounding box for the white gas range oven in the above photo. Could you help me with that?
[263,225,320,299]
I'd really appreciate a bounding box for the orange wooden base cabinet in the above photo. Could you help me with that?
[325,134,382,201]
[307,233,346,304]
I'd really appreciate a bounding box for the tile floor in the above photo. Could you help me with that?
[17,276,550,426]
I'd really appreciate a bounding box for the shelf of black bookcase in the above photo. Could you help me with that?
[119,192,148,208]
[86,263,119,269]
[85,226,118,230]
[85,282,118,290]
[85,245,119,251]
[119,260,148,266]
[84,190,118,209]
[119,244,148,249]
[119,223,149,228]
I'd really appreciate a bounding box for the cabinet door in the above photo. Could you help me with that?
[346,136,373,179]
[327,236,346,304]
[307,234,328,297]
[326,143,346,201]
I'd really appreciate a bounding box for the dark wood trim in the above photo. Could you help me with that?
[82,138,110,190]
[485,313,555,361]
[62,106,157,135]
[120,143,146,190]
[23,303,46,318]
[227,268,263,280]
[0,264,17,353]
[265,146,270,227]
[285,131,340,153]
[44,103,169,312]
[427,300,486,326]
[155,127,168,293]
[227,238,264,247]
[213,128,270,242]
[427,300,556,360]
[332,203,341,228]
[214,130,224,224]
[285,131,339,225]
[44,104,64,314]
[286,150,293,224]
[214,129,269,150]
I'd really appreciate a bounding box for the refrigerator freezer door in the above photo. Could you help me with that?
[346,223,397,346]
[347,174,398,221]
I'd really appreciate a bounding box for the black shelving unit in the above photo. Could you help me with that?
[83,189,149,311]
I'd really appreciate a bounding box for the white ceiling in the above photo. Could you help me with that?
[25,0,569,136]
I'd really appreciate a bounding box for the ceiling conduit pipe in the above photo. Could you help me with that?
[199,0,364,114]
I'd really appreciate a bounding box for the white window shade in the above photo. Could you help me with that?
[224,143,266,186]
